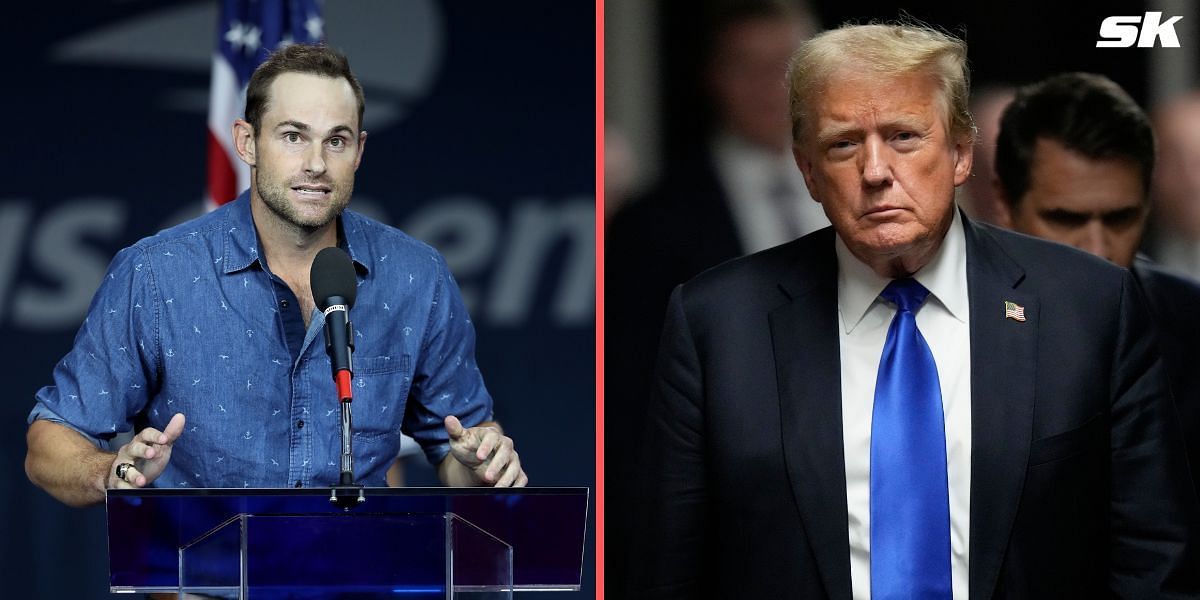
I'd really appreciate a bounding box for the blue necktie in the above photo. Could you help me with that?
[870,278,951,600]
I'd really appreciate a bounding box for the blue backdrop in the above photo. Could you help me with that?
[0,2,594,597]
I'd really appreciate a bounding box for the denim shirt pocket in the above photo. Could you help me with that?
[347,354,413,473]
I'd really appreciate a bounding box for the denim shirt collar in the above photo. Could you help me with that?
[221,190,372,276]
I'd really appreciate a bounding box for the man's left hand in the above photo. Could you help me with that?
[444,416,528,487]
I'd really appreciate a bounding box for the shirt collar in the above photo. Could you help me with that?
[836,207,969,333]
[221,190,372,276]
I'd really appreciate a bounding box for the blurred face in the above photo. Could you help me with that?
[1153,100,1200,238]
[795,69,972,277]
[251,72,366,231]
[709,17,807,152]
[1003,138,1146,267]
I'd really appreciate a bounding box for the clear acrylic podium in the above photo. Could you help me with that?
[106,487,589,598]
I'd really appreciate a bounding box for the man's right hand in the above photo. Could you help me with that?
[107,413,186,489]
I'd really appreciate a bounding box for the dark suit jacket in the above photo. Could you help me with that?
[1134,258,1200,495]
[632,217,1200,598]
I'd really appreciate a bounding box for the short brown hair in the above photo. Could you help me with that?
[787,22,974,146]
[244,44,365,135]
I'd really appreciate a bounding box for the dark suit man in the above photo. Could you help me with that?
[993,71,1200,496]
[631,24,1200,599]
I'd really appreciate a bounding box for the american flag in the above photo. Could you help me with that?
[1004,300,1026,322]
[206,0,325,209]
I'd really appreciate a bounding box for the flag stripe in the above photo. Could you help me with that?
[206,0,324,208]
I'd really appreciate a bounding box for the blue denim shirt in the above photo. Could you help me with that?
[29,192,492,488]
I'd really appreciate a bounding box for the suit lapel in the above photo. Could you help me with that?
[963,219,1039,600]
[771,230,854,600]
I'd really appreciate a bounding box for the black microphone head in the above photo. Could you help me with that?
[310,247,358,310]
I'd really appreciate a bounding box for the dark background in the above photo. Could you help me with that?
[1,1,594,597]
[657,0,1155,161]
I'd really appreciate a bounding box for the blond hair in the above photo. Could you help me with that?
[787,22,975,146]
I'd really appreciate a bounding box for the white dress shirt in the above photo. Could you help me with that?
[837,208,972,600]
[710,132,830,253]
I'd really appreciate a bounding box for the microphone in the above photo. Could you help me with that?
[311,247,363,494]
[310,247,357,403]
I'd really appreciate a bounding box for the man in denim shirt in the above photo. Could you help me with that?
[25,44,526,507]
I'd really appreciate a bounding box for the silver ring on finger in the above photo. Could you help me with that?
[115,462,136,482]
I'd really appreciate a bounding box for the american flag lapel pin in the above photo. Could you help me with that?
[1004,300,1026,322]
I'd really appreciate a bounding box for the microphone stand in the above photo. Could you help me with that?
[326,309,365,511]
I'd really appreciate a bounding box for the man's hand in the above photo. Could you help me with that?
[442,416,528,487]
[107,413,186,489]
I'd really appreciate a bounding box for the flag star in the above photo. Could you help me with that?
[305,14,324,40]
[243,25,261,53]
[224,21,246,51]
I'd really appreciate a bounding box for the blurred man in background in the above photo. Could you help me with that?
[1147,92,1200,279]
[994,71,1200,491]
[960,85,1015,225]
[605,1,822,592]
